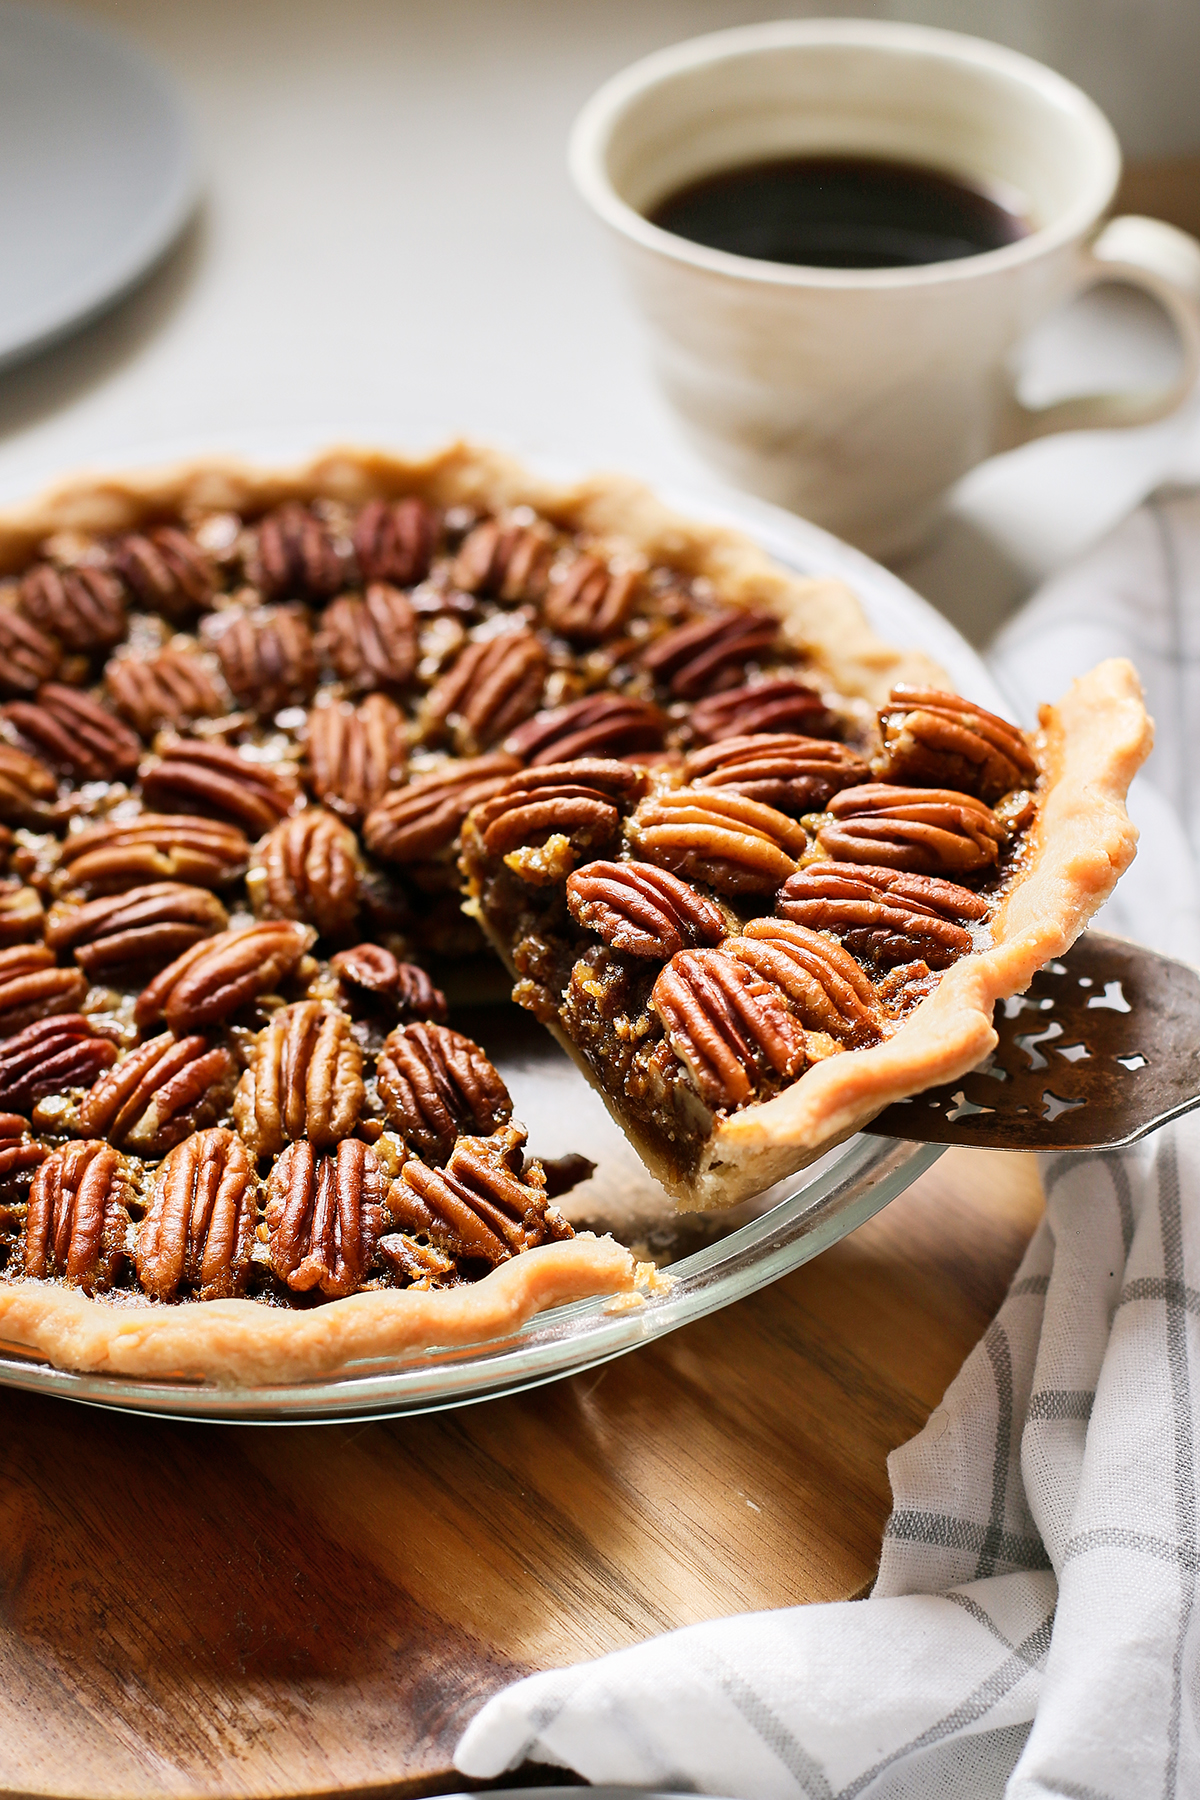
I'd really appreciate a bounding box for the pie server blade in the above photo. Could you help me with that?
[863,931,1200,1152]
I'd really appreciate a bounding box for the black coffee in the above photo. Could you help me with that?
[649,154,1030,270]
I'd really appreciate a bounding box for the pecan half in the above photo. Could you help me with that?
[112,526,217,620]
[353,497,439,586]
[105,648,225,737]
[0,744,57,828]
[469,759,645,861]
[363,753,518,863]
[724,920,881,1045]
[139,739,302,836]
[249,808,361,940]
[77,1032,237,1155]
[565,860,725,959]
[317,582,418,690]
[134,920,316,1031]
[136,1128,258,1300]
[19,562,126,653]
[377,1021,511,1163]
[45,882,228,980]
[0,946,87,1036]
[0,605,60,696]
[0,1016,117,1113]
[817,784,1006,876]
[504,693,665,765]
[4,684,141,782]
[0,1115,47,1185]
[685,733,870,815]
[23,1139,132,1290]
[201,603,318,716]
[60,814,250,895]
[306,693,407,825]
[777,862,989,970]
[330,945,448,1022]
[0,880,44,945]
[265,1137,390,1297]
[423,629,548,753]
[642,607,778,699]
[875,686,1039,803]
[247,501,347,600]
[689,676,837,743]
[651,947,806,1108]
[450,515,557,601]
[389,1125,572,1269]
[626,786,806,895]
[542,554,637,643]
[234,1001,363,1156]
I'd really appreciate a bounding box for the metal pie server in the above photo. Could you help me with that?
[864,931,1200,1152]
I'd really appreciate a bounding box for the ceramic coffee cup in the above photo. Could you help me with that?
[569,19,1200,559]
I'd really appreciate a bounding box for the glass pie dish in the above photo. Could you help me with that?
[0,459,1004,1423]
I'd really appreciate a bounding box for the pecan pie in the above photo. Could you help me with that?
[0,443,1149,1385]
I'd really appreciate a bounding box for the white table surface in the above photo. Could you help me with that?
[3,0,1199,649]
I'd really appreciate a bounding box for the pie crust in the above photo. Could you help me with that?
[0,443,1150,1381]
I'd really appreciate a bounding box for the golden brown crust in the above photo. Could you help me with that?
[0,1234,637,1385]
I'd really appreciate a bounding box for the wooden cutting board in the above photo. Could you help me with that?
[0,1146,1042,1799]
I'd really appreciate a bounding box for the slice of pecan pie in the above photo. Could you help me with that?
[0,443,1150,1382]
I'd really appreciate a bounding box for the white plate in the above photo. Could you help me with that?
[0,2,198,369]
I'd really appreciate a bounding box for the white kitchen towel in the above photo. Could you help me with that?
[455,489,1200,1800]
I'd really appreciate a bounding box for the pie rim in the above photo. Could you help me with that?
[0,442,1151,1380]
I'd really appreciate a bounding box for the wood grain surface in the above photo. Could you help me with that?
[0,1147,1042,1800]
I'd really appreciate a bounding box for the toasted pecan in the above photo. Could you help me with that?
[265,1136,390,1298]
[59,814,250,895]
[377,1021,511,1163]
[330,945,447,1022]
[0,1016,116,1113]
[875,686,1039,803]
[363,753,518,863]
[353,497,440,587]
[0,605,60,696]
[0,880,44,945]
[105,647,225,738]
[626,785,806,895]
[23,1138,132,1290]
[642,607,778,700]
[201,603,318,717]
[0,744,57,829]
[77,1031,236,1155]
[136,1127,258,1301]
[45,882,228,980]
[689,676,836,743]
[817,784,1006,876]
[139,739,302,836]
[504,693,665,765]
[542,553,637,643]
[724,920,881,1045]
[685,733,870,816]
[0,1114,48,1184]
[423,629,548,753]
[451,515,557,601]
[317,582,418,691]
[777,862,989,970]
[249,808,361,940]
[566,860,725,959]
[3,684,141,782]
[306,693,407,825]
[233,1001,364,1156]
[469,759,646,860]
[113,526,217,620]
[134,920,316,1032]
[0,945,87,1036]
[247,501,347,600]
[651,946,806,1109]
[389,1124,572,1269]
[19,562,126,653]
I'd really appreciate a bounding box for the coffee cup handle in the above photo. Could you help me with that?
[1001,215,1200,446]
